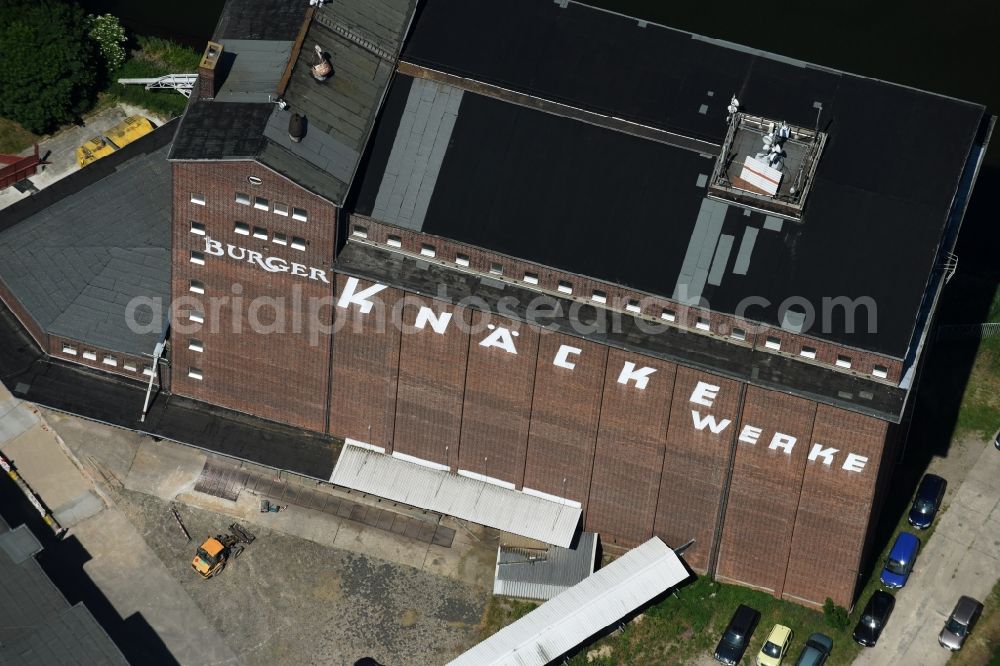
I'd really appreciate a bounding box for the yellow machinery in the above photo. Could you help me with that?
[76,115,155,167]
[191,523,255,579]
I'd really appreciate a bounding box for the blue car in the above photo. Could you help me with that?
[880,532,920,588]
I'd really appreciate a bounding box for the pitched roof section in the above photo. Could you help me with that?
[170,0,417,206]
[0,128,173,356]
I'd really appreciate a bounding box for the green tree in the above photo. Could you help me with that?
[89,13,127,74]
[0,0,98,134]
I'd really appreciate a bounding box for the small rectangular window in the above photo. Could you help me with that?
[189,312,204,324]
[82,351,97,361]
[188,367,203,381]
[695,317,710,331]
[557,281,573,295]
[873,365,889,379]
[291,237,306,251]
[190,193,205,206]
[352,225,368,239]
[800,346,817,359]
[661,309,676,322]
[731,327,746,341]
[836,355,852,369]
[235,192,251,206]
[273,202,289,216]
[123,361,137,372]
[189,280,205,295]
[627,300,642,314]
[455,253,470,267]
[253,196,269,211]
[234,222,250,235]
[420,244,436,257]
[62,344,77,355]
[523,272,539,285]
[188,339,204,353]
[142,365,154,377]
[190,251,205,265]
[253,227,268,240]
[387,235,402,248]
[190,220,206,235]
[102,355,118,367]
[292,208,308,222]
[273,232,287,245]
[489,263,503,276]
[765,336,781,350]
[591,290,607,304]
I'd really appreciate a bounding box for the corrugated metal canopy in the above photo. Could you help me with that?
[494,532,597,602]
[449,537,689,666]
[330,445,580,547]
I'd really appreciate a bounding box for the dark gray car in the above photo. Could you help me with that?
[939,596,983,650]
[793,632,833,665]
[714,604,760,665]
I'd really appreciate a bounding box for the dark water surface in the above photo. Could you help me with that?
[81,0,997,161]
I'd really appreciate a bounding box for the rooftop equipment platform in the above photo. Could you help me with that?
[709,112,826,220]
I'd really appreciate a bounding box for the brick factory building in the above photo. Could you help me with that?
[0,0,993,609]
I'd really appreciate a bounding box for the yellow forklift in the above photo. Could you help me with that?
[191,523,255,579]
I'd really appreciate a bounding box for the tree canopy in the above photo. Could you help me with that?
[0,0,98,134]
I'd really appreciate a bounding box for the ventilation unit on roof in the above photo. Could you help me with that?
[311,45,332,81]
[707,109,828,222]
[288,113,306,143]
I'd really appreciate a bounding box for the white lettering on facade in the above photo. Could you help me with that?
[691,411,732,434]
[808,443,839,465]
[617,362,656,390]
[479,327,518,354]
[553,344,581,369]
[414,306,452,334]
[690,381,720,407]
[768,432,796,454]
[337,277,386,313]
[202,236,329,283]
[739,425,762,445]
[842,453,869,472]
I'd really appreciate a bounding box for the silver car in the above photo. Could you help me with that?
[939,595,983,650]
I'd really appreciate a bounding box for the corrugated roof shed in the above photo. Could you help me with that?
[450,537,689,666]
[330,445,581,547]
[494,532,597,601]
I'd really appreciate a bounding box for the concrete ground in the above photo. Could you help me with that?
[0,103,169,210]
[0,384,498,665]
[853,434,1000,665]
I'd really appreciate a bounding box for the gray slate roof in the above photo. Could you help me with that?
[0,139,172,356]
[0,519,127,665]
[170,0,417,206]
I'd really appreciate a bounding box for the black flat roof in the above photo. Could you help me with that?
[353,0,990,358]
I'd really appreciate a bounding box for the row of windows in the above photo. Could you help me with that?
[234,192,308,221]
[60,344,154,375]
[189,192,310,222]
[357,223,895,381]
[233,222,307,250]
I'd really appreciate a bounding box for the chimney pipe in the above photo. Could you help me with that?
[198,41,224,100]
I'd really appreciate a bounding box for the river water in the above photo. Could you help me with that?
[81,0,997,163]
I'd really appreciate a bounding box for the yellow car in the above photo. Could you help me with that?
[757,624,793,666]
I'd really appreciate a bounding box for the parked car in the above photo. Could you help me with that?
[939,595,983,651]
[853,590,895,647]
[714,604,761,665]
[908,474,947,528]
[880,532,920,588]
[793,633,833,666]
[756,624,793,666]
[995,429,1000,450]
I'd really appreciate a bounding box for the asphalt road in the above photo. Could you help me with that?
[853,436,1000,665]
